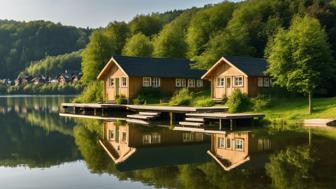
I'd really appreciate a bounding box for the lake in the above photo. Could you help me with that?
[0,96,335,189]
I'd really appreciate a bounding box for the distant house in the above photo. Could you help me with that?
[58,73,71,85]
[202,56,271,99]
[97,56,207,103]
[31,75,46,85]
[99,121,210,171]
[71,72,82,84]
[15,76,32,86]
[207,131,271,171]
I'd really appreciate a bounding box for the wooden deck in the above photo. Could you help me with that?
[304,119,336,127]
[126,105,227,113]
[185,112,265,119]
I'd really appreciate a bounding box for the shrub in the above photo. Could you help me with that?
[133,88,162,104]
[192,96,215,107]
[226,89,250,113]
[115,95,128,104]
[222,95,228,104]
[73,81,103,103]
[169,88,193,106]
[252,95,271,111]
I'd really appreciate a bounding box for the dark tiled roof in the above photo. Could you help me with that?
[224,56,268,76]
[113,56,205,78]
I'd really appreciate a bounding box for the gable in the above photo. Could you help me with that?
[97,58,128,80]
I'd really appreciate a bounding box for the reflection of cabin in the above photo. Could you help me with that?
[99,121,210,171]
[97,56,207,103]
[207,131,271,171]
[202,56,271,99]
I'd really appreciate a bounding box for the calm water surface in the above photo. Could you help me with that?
[0,96,335,189]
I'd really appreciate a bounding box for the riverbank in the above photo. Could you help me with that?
[256,97,336,124]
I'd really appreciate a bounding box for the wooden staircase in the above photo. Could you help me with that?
[126,111,161,120]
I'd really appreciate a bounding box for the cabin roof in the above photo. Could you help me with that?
[202,56,268,79]
[97,56,206,79]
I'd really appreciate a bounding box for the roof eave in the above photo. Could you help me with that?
[97,57,129,80]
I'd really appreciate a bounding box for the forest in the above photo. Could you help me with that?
[0,20,90,78]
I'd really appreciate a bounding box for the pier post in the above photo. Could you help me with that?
[230,119,233,130]
[169,112,173,127]
[219,119,222,130]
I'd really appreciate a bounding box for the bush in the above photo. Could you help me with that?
[133,88,163,104]
[192,96,215,107]
[226,89,250,113]
[251,95,271,111]
[115,95,128,104]
[169,88,193,106]
[73,81,103,103]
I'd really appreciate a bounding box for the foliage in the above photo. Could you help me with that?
[81,22,129,82]
[152,10,196,58]
[266,146,314,189]
[128,15,163,36]
[266,15,335,96]
[6,83,83,95]
[20,50,82,77]
[192,96,214,107]
[122,33,153,57]
[226,89,250,113]
[251,95,272,111]
[73,81,103,103]
[115,95,127,104]
[169,88,193,106]
[132,88,163,104]
[0,20,89,78]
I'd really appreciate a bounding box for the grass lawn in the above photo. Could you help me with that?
[257,97,336,122]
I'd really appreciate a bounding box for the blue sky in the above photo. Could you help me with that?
[0,0,234,28]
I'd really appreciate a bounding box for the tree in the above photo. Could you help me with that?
[128,15,162,36]
[266,15,335,114]
[152,10,195,58]
[122,33,153,57]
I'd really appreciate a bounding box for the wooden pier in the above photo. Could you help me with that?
[304,119,336,127]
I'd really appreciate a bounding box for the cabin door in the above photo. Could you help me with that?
[226,77,232,96]
[115,78,120,97]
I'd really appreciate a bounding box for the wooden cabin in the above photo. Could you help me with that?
[207,131,271,171]
[97,56,207,103]
[99,121,210,171]
[202,56,271,99]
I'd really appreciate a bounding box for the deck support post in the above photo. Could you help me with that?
[94,108,97,116]
[169,112,173,127]
[309,128,312,146]
[230,119,233,130]
[219,119,222,130]
[102,108,104,117]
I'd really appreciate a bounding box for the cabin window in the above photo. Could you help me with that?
[121,132,127,142]
[218,137,225,148]
[188,79,195,88]
[183,133,194,142]
[152,77,160,88]
[176,79,182,87]
[143,77,151,87]
[217,78,224,87]
[233,76,243,87]
[108,78,114,87]
[151,133,161,144]
[181,79,186,87]
[226,138,231,149]
[258,77,263,87]
[264,77,270,87]
[108,130,114,140]
[121,77,127,87]
[196,80,203,88]
[194,133,204,141]
[142,134,151,144]
[235,139,244,151]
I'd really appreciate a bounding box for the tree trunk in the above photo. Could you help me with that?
[308,91,312,114]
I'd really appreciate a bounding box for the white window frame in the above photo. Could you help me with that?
[151,77,160,88]
[182,133,194,142]
[181,79,186,87]
[233,76,244,87]
[176,79,182,87]
[121,77,127,87]
[234,139,244,151]
[257,77,263,87]
[218,137,225,148]
[196,80,203,88]
[264,77,270,87]
[143,77,151,87]
[151,133,161,144]
[142,134,151,144]
[187,79,195,88]
[217,77,224,87]
[108,78,114,88]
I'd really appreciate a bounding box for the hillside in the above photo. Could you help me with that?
[19,50,82,77]
[0,20,90,78]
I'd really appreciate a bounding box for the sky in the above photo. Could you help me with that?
[0,0,231,28]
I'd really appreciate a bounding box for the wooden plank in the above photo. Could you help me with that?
[179,121,204,127]
[126,105,227,113]
[127,114,154,120]
[125,119,149,125]
[185,117,205,122]
[139,111,160,116]
[304,119,336,127]
[185,113,265,119]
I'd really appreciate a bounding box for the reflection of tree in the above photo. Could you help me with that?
[0,111,80,168]
[266,146,314,189]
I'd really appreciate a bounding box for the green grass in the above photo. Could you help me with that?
[255,97,336,123]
